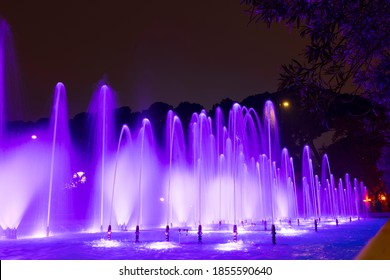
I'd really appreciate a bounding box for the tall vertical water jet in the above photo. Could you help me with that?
[321,154,333,217]
[279,148,298,218]
[0,21,50,233]
[137,118,153,229]
[214,107,224,224]
[46,87,60,236]
[46,82,71,236]
[263,101,277,225]
[138,122,145,229]
[197,113,208,228]
[228,104,241,229]
[131,117,159,228]
[109,125,132,230]
[166,111,175,227]
[290,157,299,218]
[190,114,200,227]
[0,19,20,147]
[360,181,369,218]
[101,89,106,232]
[88,84,116,231]
[0,19,5,143]
[302,145,319,218]
[345,174,353,217]
[218,154,224,224]
[165,111,188,227]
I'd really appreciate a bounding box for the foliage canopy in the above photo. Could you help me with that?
[242,0,390,114]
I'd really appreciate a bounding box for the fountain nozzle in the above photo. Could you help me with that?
[271,224,276,244]
[198,225,203,242]
[233,224,238,242]
[135,225,140,242]
[165,225,170,241]
[107,225,112,240]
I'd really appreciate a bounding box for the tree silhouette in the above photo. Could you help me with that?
[241,0,390,114]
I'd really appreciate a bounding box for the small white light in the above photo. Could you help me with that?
[31,135,37,140]
[160,197,165,202]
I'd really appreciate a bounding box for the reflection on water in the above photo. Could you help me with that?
[0,218,387,260]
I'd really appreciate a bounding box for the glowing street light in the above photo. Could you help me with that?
[282,101,290,108]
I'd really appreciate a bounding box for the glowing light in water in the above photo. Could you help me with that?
[215,240,246,251]
[279,227,308,236]
[31,134,37,140]
[146,242,179,250]
[91,239,122,248]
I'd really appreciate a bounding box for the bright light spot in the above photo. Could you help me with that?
[146,242,179,250]
[91,239,122,248]
[363,195,371,202]
[31,135,37,140]
[215,240,245,251]
[380,195,386,201]
[160,197,165,202]
[67,171,87,189]
[28,231,47,239]
[76,171,87,183]
[279,227,307,236]
[282,101,290,108]
[82,228,100,234]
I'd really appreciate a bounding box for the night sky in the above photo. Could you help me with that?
[1,0,304,121]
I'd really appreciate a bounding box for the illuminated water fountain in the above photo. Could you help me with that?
[0,19,370,245]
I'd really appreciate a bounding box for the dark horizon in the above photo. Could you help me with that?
[0,0,305,122]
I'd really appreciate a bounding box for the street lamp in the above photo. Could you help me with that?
[282,101,290,108]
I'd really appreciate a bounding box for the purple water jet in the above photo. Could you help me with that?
[87,84,116,231]
[0,19,5,142]
[0,19,370,242]
[46,82,71,236]
[109,124,132,229]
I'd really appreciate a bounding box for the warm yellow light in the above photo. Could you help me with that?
[282,101,290,108]
[363,195,372,202]
[380,195,386,201]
